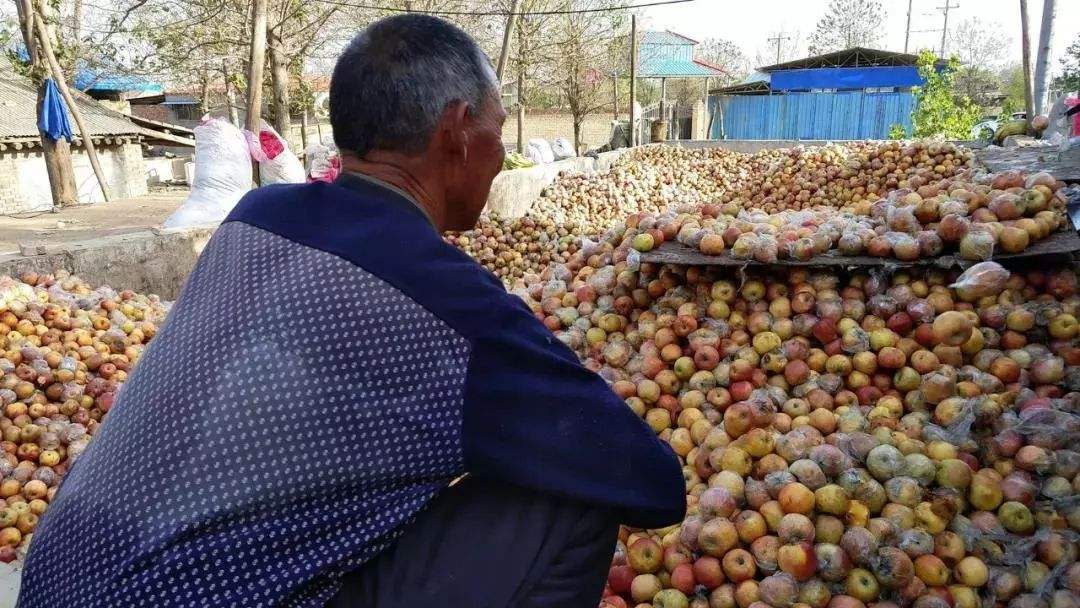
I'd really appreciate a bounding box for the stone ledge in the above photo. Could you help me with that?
[0,226,215,299]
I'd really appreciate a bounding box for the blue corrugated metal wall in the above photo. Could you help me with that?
[708,91,914,140]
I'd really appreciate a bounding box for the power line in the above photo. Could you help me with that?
[312,0,695,17]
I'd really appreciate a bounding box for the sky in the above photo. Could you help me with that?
[642,0,1079,74]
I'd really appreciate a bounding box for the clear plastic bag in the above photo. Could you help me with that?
[958,228,996,261]
[950,262,1010,301]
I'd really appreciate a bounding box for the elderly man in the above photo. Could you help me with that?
[18,14,684,608]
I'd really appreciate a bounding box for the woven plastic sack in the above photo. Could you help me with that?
[163,117,252,229]
[526,138,555,164]
[244,121,306,185]
[551,138,575,160]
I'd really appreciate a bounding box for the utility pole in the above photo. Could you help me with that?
[904,0,914,53]
[1020,0,1035,127]
[768,32,790,65]
[246,0,268,184]
[629,14,638,146]
[936,2,959,57]
[1032,0,1057,115]
[495,0,521,83]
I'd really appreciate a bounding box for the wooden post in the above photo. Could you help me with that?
[495,0,521,83]
[246,0,268,184]
[1019,0,1035,131]
[629,14,637,146]
[32,9,111,201]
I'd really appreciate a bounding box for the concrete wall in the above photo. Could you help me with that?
[502,111,628,151]
[0,227,214,299]
[145,157,191,185]
[666,140,840,153]
[0,142,148,214]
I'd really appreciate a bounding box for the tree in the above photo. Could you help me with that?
[909,51,981,139]
[753,30,801,68]
[1000,64,1029,116]
[547,1,626,153]
[806,0,885,55]
[947,18,1010,68]
[695,37,748,85]
[1051,33,1080,94]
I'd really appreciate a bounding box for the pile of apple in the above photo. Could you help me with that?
[663,170,1069,263]
[517,224,1078,608]
[443,214,590,283]
[527,143,974,236]
[0,272,166,558]
[449,142,979,284]
[719,142,971,214]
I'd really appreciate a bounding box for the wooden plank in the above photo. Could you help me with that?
[640,229,1080,269]
[975,146,1080,181]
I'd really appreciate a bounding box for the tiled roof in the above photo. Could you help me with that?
[0,70,143,141]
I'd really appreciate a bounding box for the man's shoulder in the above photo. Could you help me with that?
[222,182,515,342]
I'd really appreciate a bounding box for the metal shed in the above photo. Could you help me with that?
[709,48,933,140]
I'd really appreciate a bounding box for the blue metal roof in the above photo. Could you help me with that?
[638,31,724,78]
[639,57,725,77]
[13,46,162,94]
[74,71,162,95]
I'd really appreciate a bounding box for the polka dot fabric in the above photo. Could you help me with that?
[18,222,471,607]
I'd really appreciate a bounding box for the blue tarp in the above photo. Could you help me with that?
[770,66,923,91]
[38,79,74,142]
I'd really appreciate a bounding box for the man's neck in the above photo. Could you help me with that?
[340,154,446,230]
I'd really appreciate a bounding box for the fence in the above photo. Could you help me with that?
[709,91,915,141]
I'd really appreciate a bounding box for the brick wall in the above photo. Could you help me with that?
[501,111,628,151]
[0,142,148,214]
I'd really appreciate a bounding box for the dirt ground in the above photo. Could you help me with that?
[0,187,189,254]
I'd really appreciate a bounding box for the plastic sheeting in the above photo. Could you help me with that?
[38,79,73,142]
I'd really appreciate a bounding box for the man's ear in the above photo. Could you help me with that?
[436,100,470,163]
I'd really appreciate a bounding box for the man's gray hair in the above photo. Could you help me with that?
[330,14,499,157]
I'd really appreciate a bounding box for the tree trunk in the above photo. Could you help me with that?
[516,61,525,154]
[20,0,76,207]
[1032,0,1056,114]
[69,0,81,84]
[223,69,240,127]
[246,0,268,185]
[572,118,582,155]
[37,86,77,207]
[300,106,309,150]
[33,8,111,202]
[268,26,291,144]
[199,72,212,117]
